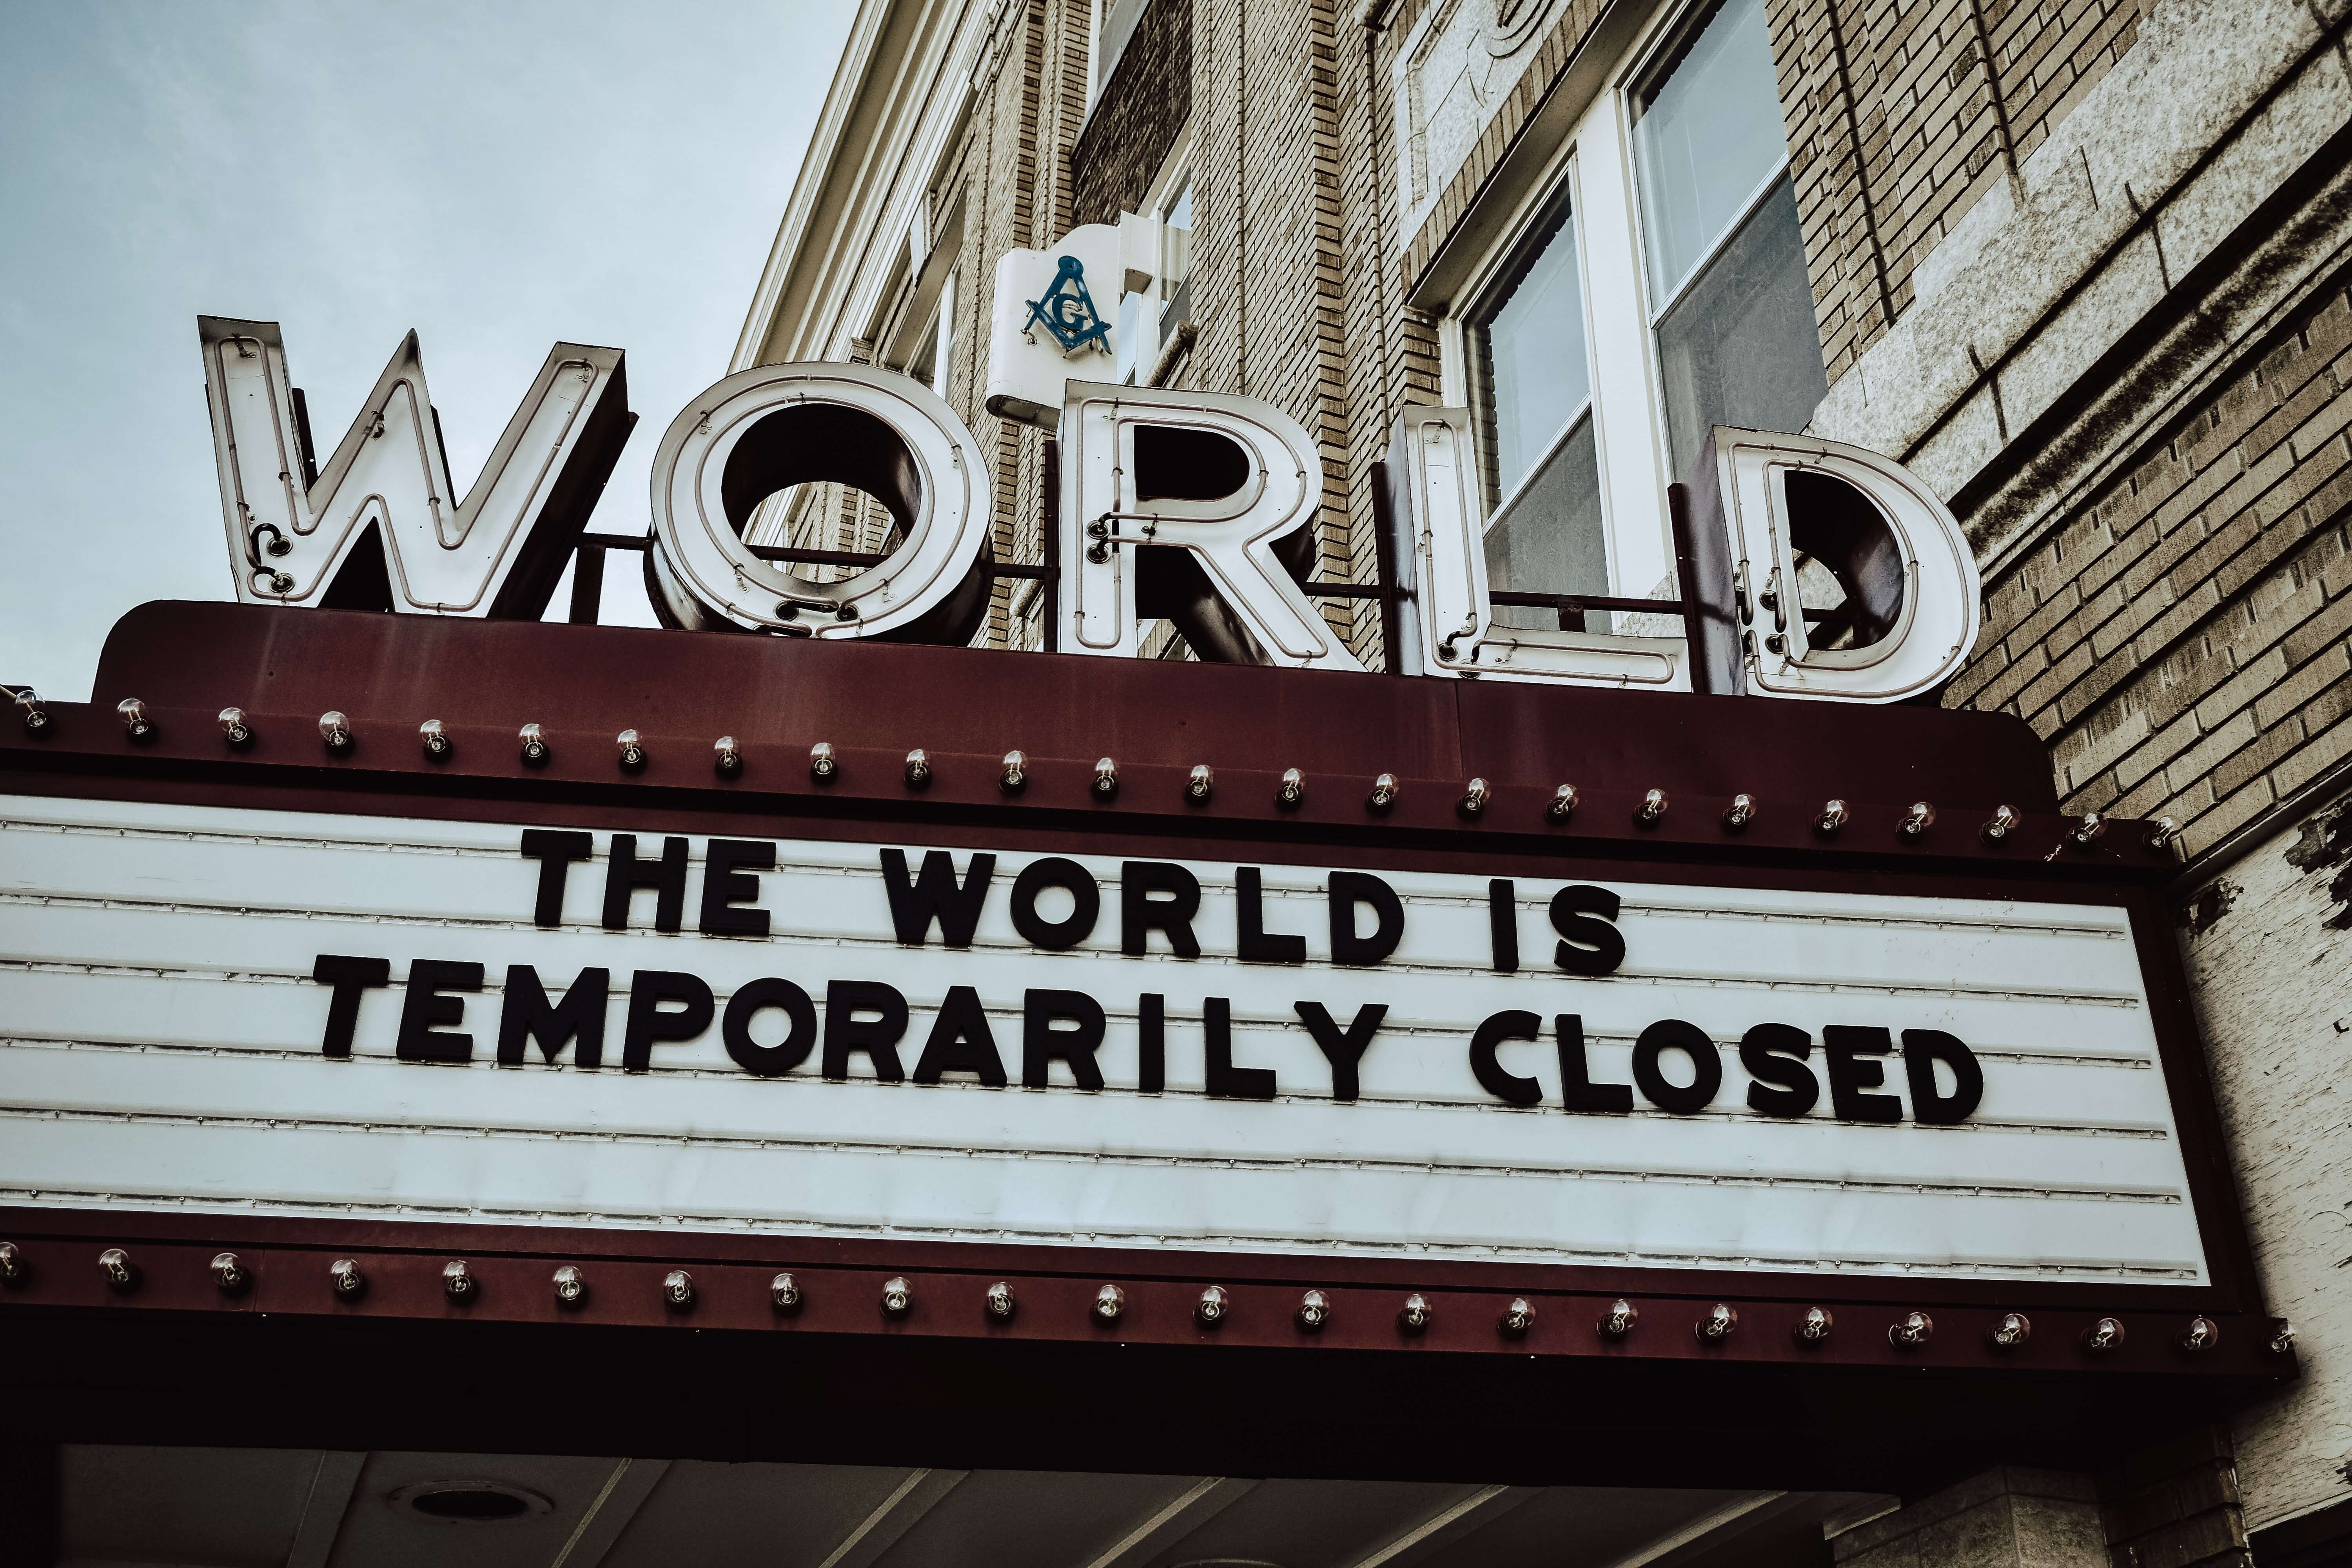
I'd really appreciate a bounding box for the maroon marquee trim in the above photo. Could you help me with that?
[0,602,2278,1382]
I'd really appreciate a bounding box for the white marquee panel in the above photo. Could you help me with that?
[0,796,2208,1282]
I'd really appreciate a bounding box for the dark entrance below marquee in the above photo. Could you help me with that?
[23,1440,1881,1568]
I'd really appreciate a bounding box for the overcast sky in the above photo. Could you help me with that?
[0,1,852,699]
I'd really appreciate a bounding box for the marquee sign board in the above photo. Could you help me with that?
[0,793,2206,1285]
[2,597,2281,1385]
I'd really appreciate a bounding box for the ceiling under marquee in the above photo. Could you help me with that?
[53,1446,1886,1568]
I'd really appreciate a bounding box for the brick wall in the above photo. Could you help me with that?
[967,0,1050,649]
[1944,272,2352,856]
[1069,0,1193,230]
[1189,0,1366,649]
[2099,1426,2252,1568]
[1773,0,2146,383]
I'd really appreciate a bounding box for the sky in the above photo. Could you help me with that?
[0,0,854,699]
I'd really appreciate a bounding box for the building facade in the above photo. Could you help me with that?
[0,0,2345,1561]
[731,0,2352,1559]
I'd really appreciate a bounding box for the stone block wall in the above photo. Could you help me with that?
[2100,1427,2254,1568]
[1821,1453,2256,1568]
[1830,1469,2108,1568]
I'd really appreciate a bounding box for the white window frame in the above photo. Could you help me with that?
[1118,128,1194,385]
[1449,154,1621,609]
[926,267,955,398]
[1439,0,1798,610]
[1087,0,1154,111]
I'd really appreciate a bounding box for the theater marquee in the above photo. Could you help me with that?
[0,602,2276,1387]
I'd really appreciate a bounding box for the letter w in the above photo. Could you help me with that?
[200,315,633,615]
[880,849,996,946]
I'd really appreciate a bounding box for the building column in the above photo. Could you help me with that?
[1830,1469,2107,1568]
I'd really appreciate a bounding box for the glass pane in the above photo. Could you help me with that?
[1655,177,1827,478]
[1484,415,1610,632]
[1117,292,1143,382]
[1632,0,1788,305]
[1159,181,1192,331]
[1477,203,1590,499]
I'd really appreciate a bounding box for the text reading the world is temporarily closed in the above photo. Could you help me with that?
[301,831,1987,1126]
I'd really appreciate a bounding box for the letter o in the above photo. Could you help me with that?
[1009,857,1100,950]
[1632,1019,1723,1114]
[647,362,994,642]
[723,977,818,1077]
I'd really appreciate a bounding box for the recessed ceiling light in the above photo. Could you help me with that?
[391,1480,550,1524]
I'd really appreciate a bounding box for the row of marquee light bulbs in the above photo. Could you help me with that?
[23,694,2189,853]
[0,1242,2291,1358]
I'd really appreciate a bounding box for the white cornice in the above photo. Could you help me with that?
[731,0,991,373]
[730,0,896,373]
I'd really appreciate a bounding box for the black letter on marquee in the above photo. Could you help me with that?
[310,954,390,1058]
[519,830,593,927]
[498,965,610,1067]
[824,979,908,1081]
[699,838,775,936]
[1488,880,1519,973]
[1549,885,1625,976]
[396,959,483,1064]
[915,985,1009,1086]
[623,970,713,1071]
[1138,993,1166,1093]
[1295,1001,1385,1100]
[1469,1010,1544,1107]
[1122,861,1202,956]
[880,849,996,947]
[1902,1029,1984,1125]
[1009,857,1099,951]
[1328,871,1405,966]
[723,977,818,1078]
[1203,996,1275,1099]
[1236,868,1307,964]
[1740,1023,1818,1117]
[1822,1025,1904,1123]
[603,834,688,933]
[1632,1020,1722,1113]
[1555,1013,1633,1113]
[1024,989,1107,1089]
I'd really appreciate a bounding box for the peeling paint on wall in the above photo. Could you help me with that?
[2183,791,2352,1531]
[2180,877,2239,936]
[2285,797,2352,930]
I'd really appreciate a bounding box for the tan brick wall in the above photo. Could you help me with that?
[1944,276,2352,857]
[2099,1426,2252,1568]
[1069,0,1193,230]
[970,0,1050,650]
[1775,0,2146,385]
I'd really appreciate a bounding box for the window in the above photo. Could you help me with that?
[1632,0,1826,476]
[906,304,940,391]
[1089,0,1152,107]
[1158,178,1192,336]
[1470,196,1608,631]
[1117,142,1192,386]
[1442,0,1827,629]
[907,270,954,398]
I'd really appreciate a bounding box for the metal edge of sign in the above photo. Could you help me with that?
[0,755,2273,1370]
